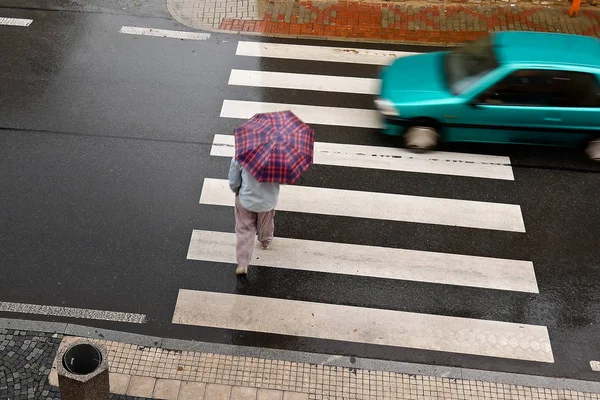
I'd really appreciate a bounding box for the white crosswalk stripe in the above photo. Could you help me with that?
[200,178,526,232]
[188,230,538,292]
[211,134,514,180]
[236,41,417,65]
[173,289,553,363]
[119,26,211,40]
[228,69,381,94]
[0,17,33,27]
[221,100,383,129]
[178,40,548,363]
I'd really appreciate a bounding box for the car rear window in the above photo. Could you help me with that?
[445,36,499,95]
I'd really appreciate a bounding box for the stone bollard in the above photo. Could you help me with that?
[57,339,110,400]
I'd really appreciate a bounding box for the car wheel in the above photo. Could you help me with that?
[585,139,600,161]
[404,126,440,151]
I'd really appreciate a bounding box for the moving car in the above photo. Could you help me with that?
[375,31,600,160]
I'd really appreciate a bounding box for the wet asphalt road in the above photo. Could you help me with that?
[1,1,600,382]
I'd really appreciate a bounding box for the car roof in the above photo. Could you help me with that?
[491,32,600,69]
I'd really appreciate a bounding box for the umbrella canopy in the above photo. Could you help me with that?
[234,110,315,184]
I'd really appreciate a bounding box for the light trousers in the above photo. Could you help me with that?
[235,195,275,266]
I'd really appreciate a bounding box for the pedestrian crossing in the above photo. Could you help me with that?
[221,100,383,129]
[187,230,538,292]
[173,290,553,363]
[210,134,514,181]
[177,40,552,364]
[235,41,418,64]
[228,69,381,94]
[200,178,525,232]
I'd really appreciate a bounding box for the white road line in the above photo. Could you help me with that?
[0,17,33,27]
[228,69,381,95]
[236,41,418,65]
[200,178,526,232]
[0,301,147,323]
[173,290,553,362]
[119,26,210,40]
[211,134,514,180]
[591,361,600,371]
[221,100,382,129]
[188,230,538,292]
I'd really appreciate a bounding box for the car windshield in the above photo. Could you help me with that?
[445,36,499,95]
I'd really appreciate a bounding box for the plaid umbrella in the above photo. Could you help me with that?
[234,110,315,184]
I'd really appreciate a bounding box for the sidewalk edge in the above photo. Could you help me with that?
[164,0,460,46]
[1,316,599,393]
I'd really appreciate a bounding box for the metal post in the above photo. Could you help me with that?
[57,340,110,400]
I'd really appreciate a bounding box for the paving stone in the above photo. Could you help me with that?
[127,376,156,397]
[258,388,284,400]
[204,383,233,399]
[110,372,132,395]
[176,381,206,399]
[153,378,181,400]
[177,381,206,399]
[231,385,258,399]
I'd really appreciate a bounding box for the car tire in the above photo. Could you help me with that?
[585,139,600,161]
[404,126,440,151]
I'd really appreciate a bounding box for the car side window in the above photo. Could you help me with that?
[477,70,553,106]
[549,71,600,108]
[476,70,600,108]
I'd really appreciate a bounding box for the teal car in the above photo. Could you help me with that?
[375,32,600,160]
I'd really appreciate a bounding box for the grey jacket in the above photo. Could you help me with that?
[228,158,280,213]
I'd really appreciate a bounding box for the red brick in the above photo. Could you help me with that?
[266,21,278,33]
[255,21,268,32]
[279,22,291,33]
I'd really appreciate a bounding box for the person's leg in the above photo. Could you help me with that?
[235,196,257,274]
[256,209,275,249]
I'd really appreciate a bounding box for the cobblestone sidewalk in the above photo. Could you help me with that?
[0,329,148,400]
[165,0,600,44]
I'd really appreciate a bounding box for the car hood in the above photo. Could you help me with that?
[381,52,451,101]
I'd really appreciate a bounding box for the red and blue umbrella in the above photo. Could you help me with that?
[234,110,315,184]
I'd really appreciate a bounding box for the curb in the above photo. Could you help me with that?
[164,0,463,46]
[2,316,600,394]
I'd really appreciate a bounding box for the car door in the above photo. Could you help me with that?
[541,70,600,145]
[451,69,561,145]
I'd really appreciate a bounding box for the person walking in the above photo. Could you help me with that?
[229,157,280,275]
[230,110,315,276]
